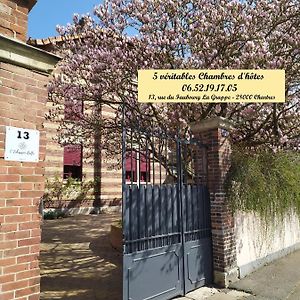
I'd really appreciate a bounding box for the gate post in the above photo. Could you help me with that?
[190,117,238,287]
[0,1,60,299]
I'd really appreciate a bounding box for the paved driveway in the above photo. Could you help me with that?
[175,249,300,300]
[40,214,122,300]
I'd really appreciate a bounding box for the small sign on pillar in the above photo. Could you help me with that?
[4,126,40,162]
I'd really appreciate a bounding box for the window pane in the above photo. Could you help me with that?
[63,165,82,180]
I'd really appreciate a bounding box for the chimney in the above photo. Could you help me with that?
[0,0,37,42]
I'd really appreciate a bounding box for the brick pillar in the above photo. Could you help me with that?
[0,14,59,299]
[191,117,238,287]
[0,0,37,42]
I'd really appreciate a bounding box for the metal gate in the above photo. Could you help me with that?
[122,125,212,300]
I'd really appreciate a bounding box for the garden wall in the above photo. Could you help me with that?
[235,211,300,278]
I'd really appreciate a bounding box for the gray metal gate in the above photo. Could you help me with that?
[122,126,212,300]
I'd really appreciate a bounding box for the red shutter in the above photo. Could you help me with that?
[64,145,82,166]
[125,150,137,171]
[140,152,149,172]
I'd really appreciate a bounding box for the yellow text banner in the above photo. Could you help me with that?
[138,69,285,103]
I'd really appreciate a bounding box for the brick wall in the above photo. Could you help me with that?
[0,0,36,42]
[0,62,49,299]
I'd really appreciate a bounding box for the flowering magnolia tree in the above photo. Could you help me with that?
[48,0,300,157]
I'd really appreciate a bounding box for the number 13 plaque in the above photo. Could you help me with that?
[4,126,40,163]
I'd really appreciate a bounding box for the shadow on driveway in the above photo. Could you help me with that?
[40,214,122,300]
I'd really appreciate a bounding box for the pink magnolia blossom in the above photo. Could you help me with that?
[48,0,300,157]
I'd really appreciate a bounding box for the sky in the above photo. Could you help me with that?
[28,0,102,39]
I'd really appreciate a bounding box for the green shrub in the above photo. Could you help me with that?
[42,175,96,206]
[43,210,66,220]
[226,148,300,222]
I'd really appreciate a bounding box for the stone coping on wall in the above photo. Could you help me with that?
[190,116,235,133]
[0,33,60,73]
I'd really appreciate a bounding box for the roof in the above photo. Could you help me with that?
[27,35,81,47]
[27,31,133,51]
[27,35,82,53]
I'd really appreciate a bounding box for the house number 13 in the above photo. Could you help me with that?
[17,130,30,140]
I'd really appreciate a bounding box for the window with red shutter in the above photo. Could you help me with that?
[140,152,150,182]
[125,150,150,183]
[63,98,83,179]
[63,145,83,180]
[125,150,137,182]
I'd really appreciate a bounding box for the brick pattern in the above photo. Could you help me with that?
[193,127,237,274]
[43,104,123,210]
[0,0,30,42]
[0,62,49,299]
